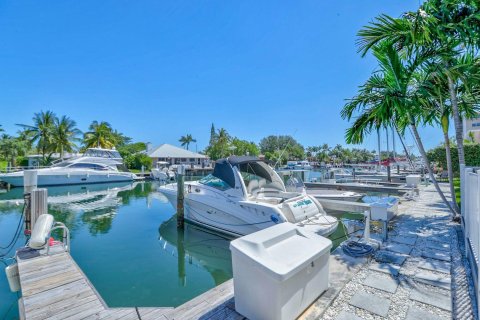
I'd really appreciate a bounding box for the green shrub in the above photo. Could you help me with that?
[124,153,152,171]
[427,143,480,174]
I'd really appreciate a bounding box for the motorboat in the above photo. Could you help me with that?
[151,161,175,182]
[0,148,137,187]
[277,169,363,202]
[286,160,313,170]
[159,156,338,238]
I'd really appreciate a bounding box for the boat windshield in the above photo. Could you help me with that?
[84,149,122,159]
[278,171,305,191]
[199,174,232,191]
[52,161,71,168]
[238,162,284,193]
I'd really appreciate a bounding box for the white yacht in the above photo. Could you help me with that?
[0,148,137,187]
[159,156,338,238]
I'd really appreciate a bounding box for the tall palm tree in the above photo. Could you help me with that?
[52,116,82,158]
[357,0,480,168]
[17,110,56,161]
[83,121,116,149]
[419,67,461,214]
[179,134,196,150]
[342,42,456,215]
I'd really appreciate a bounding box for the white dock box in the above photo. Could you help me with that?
[370,197,399,221]
[230,223,332,320]
[406,174,421,187]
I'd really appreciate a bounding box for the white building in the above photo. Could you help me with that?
[147,144,208,167]
[463,114,480,143]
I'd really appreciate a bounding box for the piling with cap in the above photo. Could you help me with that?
[23,170,38,230]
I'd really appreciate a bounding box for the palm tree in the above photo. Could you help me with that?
[17,110,56,161]
[357,0,480,168]
[419,67,461,214]
[342,42,456,215]
[52,116,82,158]
[179,134,196,150]
[83,121,116,149]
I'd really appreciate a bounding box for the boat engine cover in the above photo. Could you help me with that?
[283,196,320,222]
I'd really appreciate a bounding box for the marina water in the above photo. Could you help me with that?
[0,181,232,319]
[0,173,356,319]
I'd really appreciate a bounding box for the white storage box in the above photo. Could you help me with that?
[406,174,421,187]
[230,223,332,320]
[370,197,399,221]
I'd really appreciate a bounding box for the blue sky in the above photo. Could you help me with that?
[0,0,441,153]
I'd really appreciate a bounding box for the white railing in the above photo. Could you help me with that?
[461,165,480,316]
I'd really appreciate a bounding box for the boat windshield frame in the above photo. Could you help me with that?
[83,149,122,159]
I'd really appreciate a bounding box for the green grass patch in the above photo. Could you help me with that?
[0,160,7,171]
[453,178,461,208]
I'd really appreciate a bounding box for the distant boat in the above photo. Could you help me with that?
[276,169,363,202]
[285,160,313,170]
[151,161,175,182]
[0,148,136,187]
[159,156,338,238]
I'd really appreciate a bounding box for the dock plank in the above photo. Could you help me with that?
[17,250,236,320]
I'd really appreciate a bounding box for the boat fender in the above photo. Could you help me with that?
[28,214,54,249]
[270,214,280,224]
[5,263,20,292]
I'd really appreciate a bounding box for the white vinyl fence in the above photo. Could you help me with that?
[461,165,480,315]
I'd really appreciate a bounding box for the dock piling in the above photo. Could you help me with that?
[177,165,185,228]
[30,189,48,229]
[23,170,38,230]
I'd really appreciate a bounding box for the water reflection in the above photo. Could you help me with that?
[159,216,233,287]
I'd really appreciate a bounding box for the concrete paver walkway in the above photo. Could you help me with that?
[319,184,476,320]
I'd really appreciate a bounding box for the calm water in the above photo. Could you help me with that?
[0,181,232,319]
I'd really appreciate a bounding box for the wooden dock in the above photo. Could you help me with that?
[15,243,367,320]
[16,247,235,320]
[305,181,415,195]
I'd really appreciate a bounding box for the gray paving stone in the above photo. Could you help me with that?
[415,271,451,290]
[362,274,398,293]
[425,240,450,251]
[422,249,451,262]
[405,306,448,320]
[335,310,363,320]
[410,287,451,311]
[429,235,450,244]
[369,262,400,276]
[418,260,451,274]
[349,291,390,317]
[375,250,407,265]
[390,235,417,245]
[384,242,412,255]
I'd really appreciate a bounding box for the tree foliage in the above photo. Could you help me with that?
[428,143,480,174]
[83,121,129,149]
[179,134,196,150]
[259,135,304,163]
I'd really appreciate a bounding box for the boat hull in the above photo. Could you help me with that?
[0,171,135,187]
[159,185,338,238]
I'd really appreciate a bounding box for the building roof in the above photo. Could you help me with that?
[147,144,207,159]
